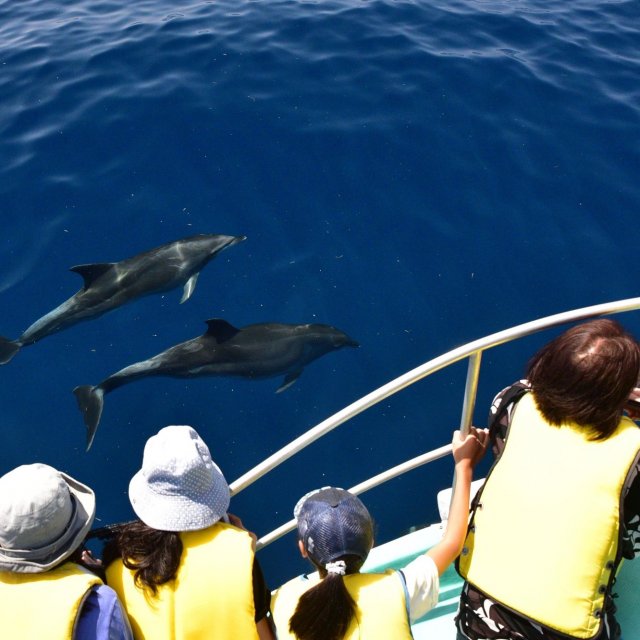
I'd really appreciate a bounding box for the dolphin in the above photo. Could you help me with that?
[0,234,245,365]
[74,319,359,450]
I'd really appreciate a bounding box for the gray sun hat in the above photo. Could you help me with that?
[294,486,374,566]
[0,463,96,574]
[129,425,230,532]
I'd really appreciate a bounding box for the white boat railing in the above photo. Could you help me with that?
[229,296,640,550]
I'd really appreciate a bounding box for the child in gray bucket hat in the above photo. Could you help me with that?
[0,463,133,640]
[271,427,490,640]
[101,425,275,640]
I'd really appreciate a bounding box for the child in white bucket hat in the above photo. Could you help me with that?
[0,463,133,640]
[127,423,231,531]
[102,425,275,640]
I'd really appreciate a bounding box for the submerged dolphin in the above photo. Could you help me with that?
[74,319,359,450]
[0,234,245,364]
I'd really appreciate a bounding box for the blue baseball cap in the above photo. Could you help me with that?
[294,487,373,566]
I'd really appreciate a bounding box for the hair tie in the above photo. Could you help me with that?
[325,560,347,576]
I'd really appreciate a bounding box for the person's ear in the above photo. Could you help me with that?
[298,539,308,558]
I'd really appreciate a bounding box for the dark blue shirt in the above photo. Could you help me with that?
[75,584,133,640]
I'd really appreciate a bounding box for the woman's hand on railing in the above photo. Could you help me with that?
[452,427,489,469]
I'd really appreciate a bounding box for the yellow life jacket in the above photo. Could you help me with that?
[0,562,102,639]
[271,570,412,639]
[458,392,640,638]
[106,522,258,640]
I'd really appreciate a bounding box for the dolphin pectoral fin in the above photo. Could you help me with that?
[180,273,199,304]
[205,319,241,343]
[0,337,20,365]
[70,263,115,290]
[276,371,301,393]
[73,385,105,451]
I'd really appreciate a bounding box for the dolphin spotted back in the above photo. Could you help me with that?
[74,319,358,450]
[0,234,245,365]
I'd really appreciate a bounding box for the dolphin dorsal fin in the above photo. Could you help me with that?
[205,319,240,343]
[70,263,115,290]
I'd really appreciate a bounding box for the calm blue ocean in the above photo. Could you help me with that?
[1,0,639,586]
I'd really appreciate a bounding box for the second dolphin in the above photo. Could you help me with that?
[74,319,359,450]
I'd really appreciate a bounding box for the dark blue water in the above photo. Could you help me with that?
[2,0,640,586]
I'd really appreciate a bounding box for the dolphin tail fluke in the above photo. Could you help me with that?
[73,385,105,451]
[0,337,20,365]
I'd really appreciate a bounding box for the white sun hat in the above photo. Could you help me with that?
[128,425,230,532]
[0,463,95,573]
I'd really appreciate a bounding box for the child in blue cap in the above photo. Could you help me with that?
[271,427,488,640]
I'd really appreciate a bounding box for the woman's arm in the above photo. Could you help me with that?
[427,428,488,575]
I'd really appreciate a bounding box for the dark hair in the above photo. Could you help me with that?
[102,520,183,595]
[526,319,640,439]
[289,555,363,640]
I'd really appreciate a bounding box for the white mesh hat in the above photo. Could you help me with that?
[128,425,230,531]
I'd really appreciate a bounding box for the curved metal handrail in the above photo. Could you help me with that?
[230,296,640,549]
[256,443,454,550]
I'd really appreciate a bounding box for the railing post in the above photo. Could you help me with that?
[460,352,482,436]
[448,351,483,517]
